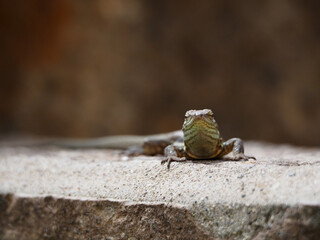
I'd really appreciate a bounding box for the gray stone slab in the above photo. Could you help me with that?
[0,141,320,239]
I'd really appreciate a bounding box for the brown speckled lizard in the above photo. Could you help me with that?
[51,109,255,169]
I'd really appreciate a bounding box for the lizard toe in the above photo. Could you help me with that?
[161,156,187,169]
[161,159,168,165]
[234,153,256,161]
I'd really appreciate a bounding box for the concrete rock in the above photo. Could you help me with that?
[0,141,320,239]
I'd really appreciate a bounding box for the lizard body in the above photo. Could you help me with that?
[50,109,255,169]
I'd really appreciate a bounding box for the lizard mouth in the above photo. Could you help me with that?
[182,109,218,137]
[183,115,215,130]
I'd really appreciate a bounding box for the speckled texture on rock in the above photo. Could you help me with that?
[0,194,212,240]
[1,141,320,239]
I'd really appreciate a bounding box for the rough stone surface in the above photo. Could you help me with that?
[1,141,320,239]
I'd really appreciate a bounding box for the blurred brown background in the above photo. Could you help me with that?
[0,0,319,146]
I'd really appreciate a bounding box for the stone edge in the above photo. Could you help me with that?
[0,194,320,239]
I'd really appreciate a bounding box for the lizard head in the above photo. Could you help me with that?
[183,109,217,130]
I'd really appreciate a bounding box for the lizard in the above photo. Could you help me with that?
[48,109,255,169]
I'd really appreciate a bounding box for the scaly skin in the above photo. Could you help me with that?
[161,109,255,169]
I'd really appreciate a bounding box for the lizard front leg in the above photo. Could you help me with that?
[141,130,184,156]
[124,130,183,156]
[219,138,256,161]
[161,142,187,169]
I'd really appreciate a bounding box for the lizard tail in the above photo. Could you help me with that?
[47,135,146,149]
[41,130,183,149]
